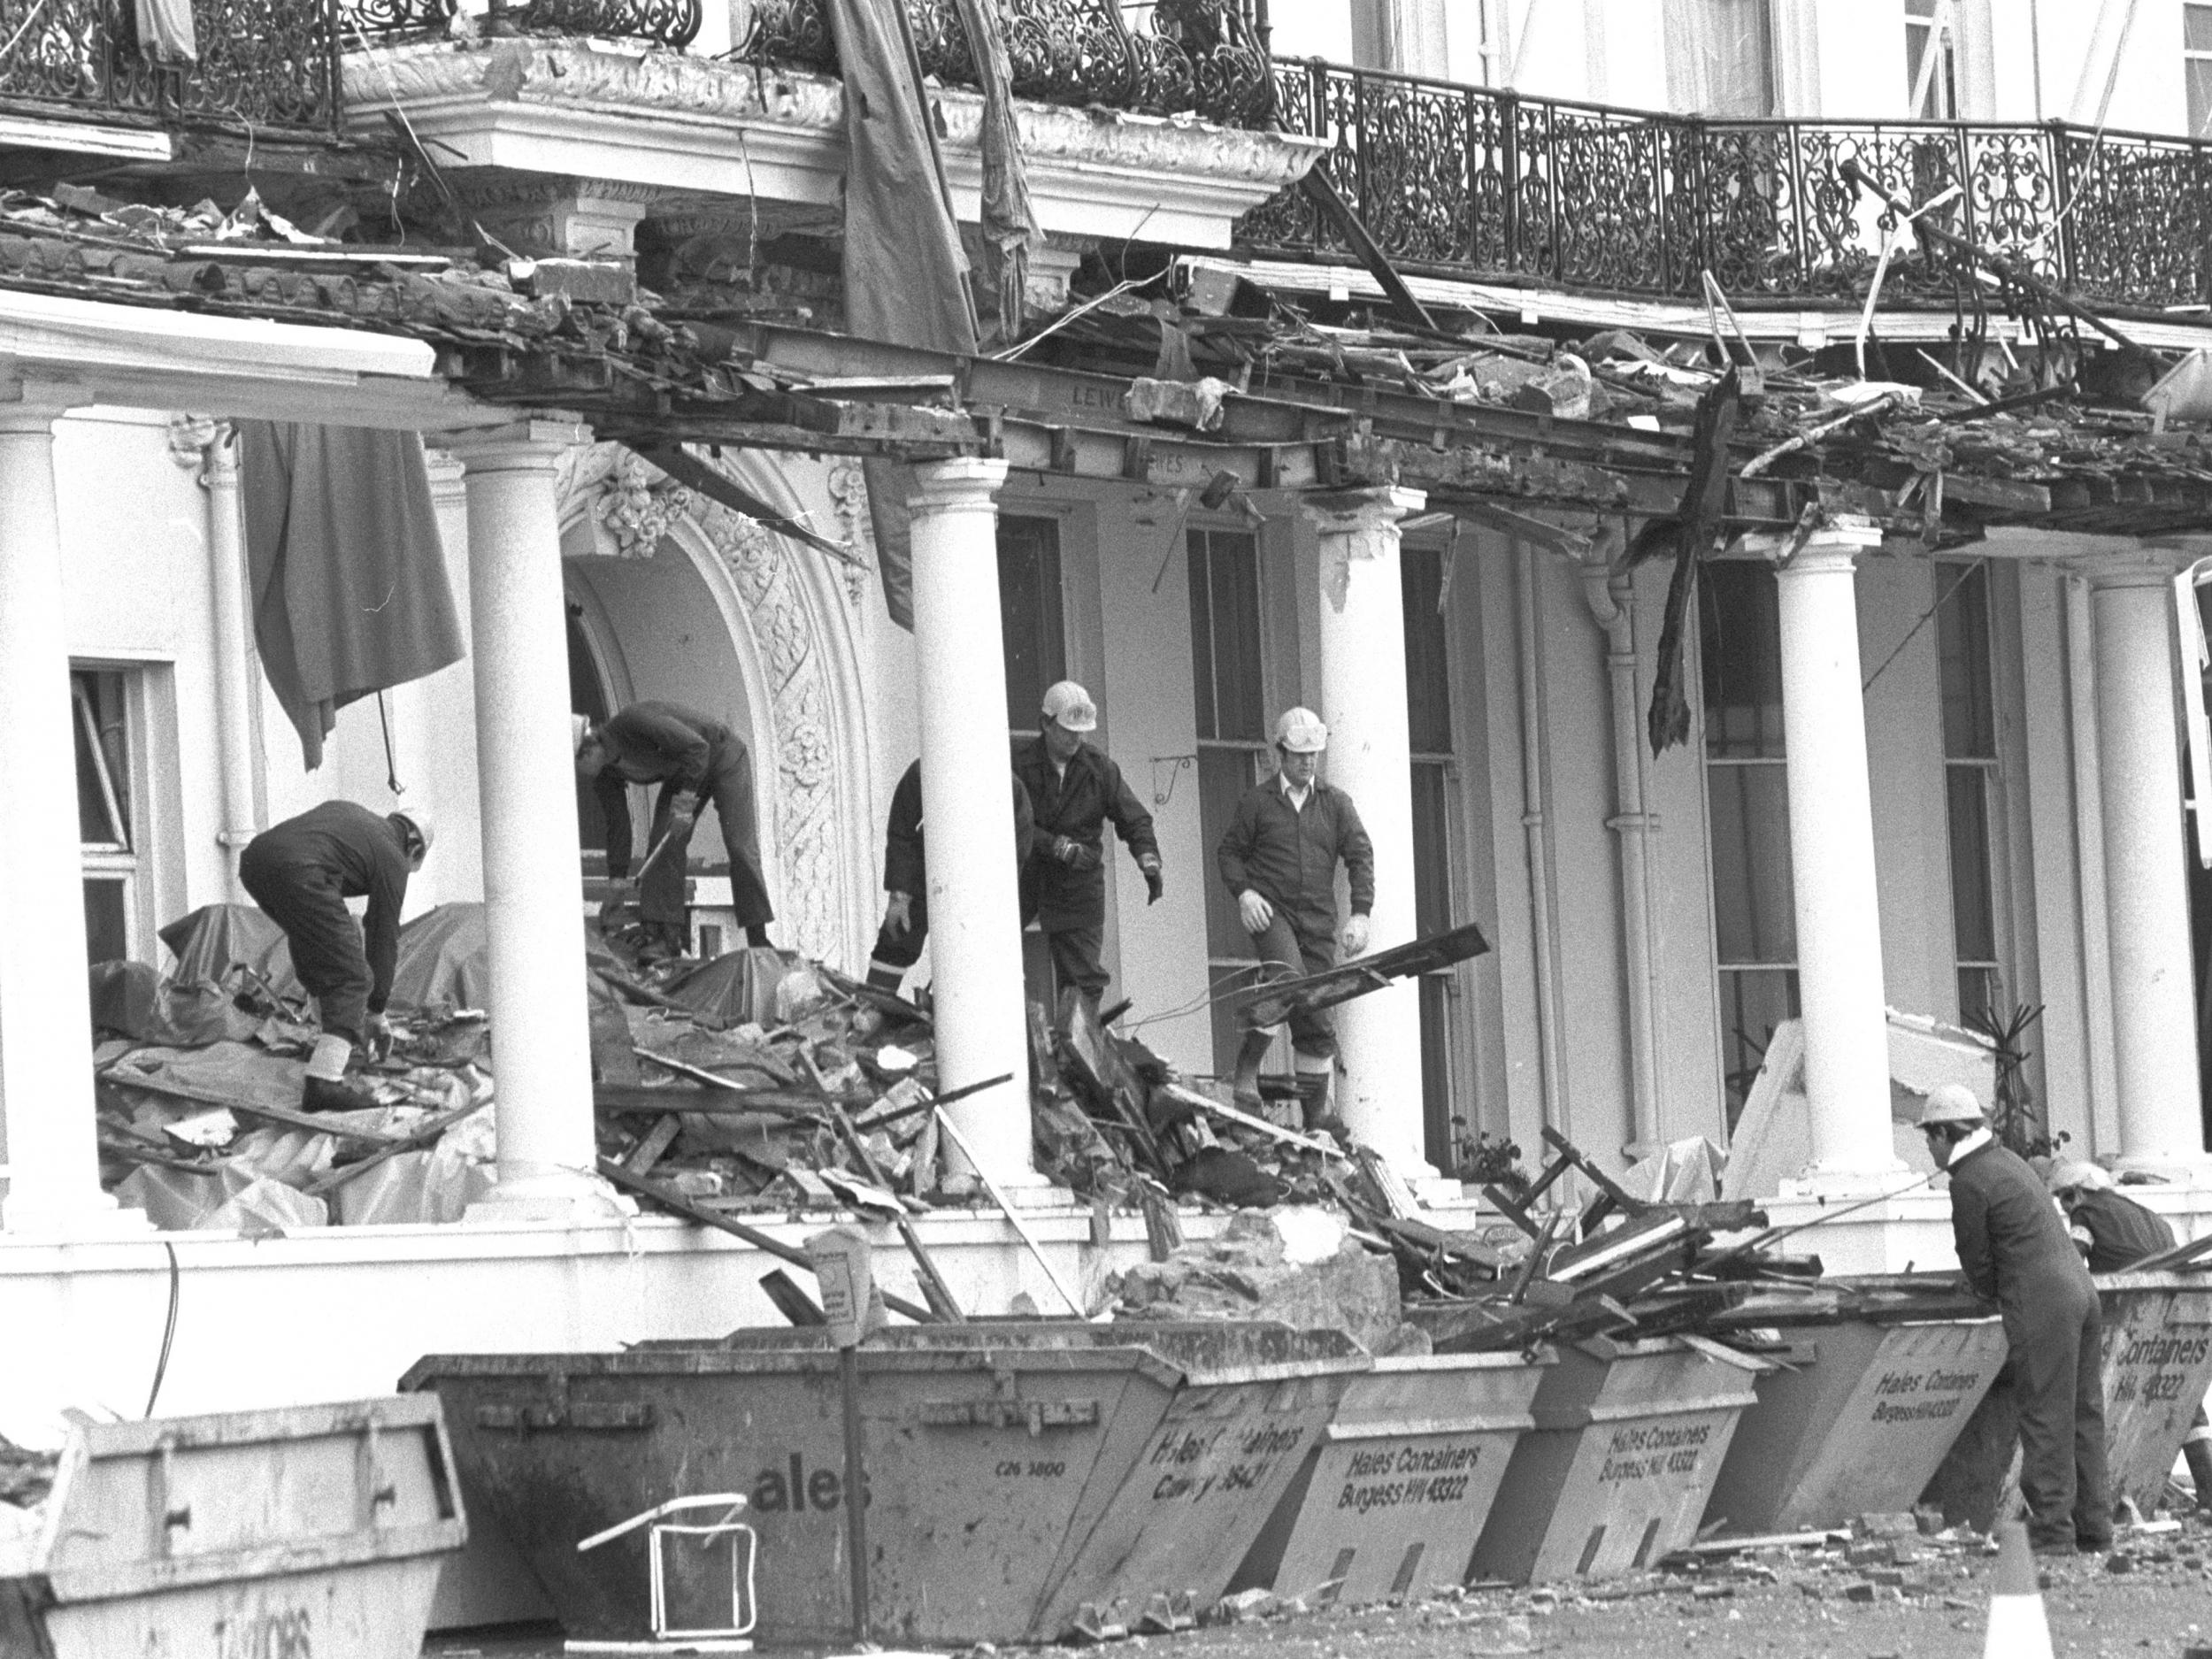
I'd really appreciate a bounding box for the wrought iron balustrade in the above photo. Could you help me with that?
[0,0,339,133]
[1240,58,2212,317]
[741,0,1271,125]
[344,0,1271,126]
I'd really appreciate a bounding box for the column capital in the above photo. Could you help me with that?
[448,417,592,473]
[1761,514,1882,577]
[2071,543,2188,590]
[907,457,1009,516]
[1302,485,1427,535]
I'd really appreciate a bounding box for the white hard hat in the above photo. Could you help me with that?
[1041,680,1097,733]
[1917,1082,1985,1128]
[391,805,435,856]
[572,712,593,756]
[2046,1157,2115,1194]
[1273,707,1328,753]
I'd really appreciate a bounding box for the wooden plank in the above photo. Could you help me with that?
[622,1114,684,1178]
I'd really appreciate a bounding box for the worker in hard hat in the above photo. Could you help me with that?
[238,799,433,1112]
[1923,1084,2112,1555]
[2046,1159,2212,1511]
[1216,706,1374,1135]
[574,703,772,962]
[1010,680,1163,1007]
[866,759,1037,995]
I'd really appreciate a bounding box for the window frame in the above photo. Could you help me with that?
[2188,0,2212,136]
[1904,0,1960,119]
[72,664,147,964]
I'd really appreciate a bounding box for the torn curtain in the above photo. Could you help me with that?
[239,423,464,772]
[826,0,980,630]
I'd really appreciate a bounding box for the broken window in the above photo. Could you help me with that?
[1187,524,1270,1073]
[2189,2,2212,136]
[1937,559,2003,1019]
[1904,0,1958,119]
[997,515,1067,733]
[1700,562,1798,1131]
[73,667,137,964]
[1402,539,1468,1167]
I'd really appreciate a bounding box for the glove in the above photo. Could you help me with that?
[1237,889,1274,933]
[1341,913,1371,956]
[1051,835,1100,872]
[884,891,914,937]
[670,803,698,832]
[1141,857,1164,905]
[366,1012,394,1061]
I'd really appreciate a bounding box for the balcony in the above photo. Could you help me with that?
[341,0,1274,127]
[1240,59,2212,319]
[0,0,339,136]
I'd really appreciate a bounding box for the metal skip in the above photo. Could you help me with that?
[404,1321,1369,1647]
[1228,1351,1548,1607]
[0,1394,467,1659]
[1466,1336,1761,1585]
[1702,1317,2007,1534]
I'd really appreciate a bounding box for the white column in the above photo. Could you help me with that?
[1772,521,1902,1186]
[452,420,623,1221]
[0,410,142,1234]
[2084,549,2207,1173]
[1306,486,1429,1175]
[201,425,260,895]
[907,457,1040,1190]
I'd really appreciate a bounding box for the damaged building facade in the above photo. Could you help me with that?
[2,0,2212,1591]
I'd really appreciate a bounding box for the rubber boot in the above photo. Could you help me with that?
[1294,1070,1348,1141]
[865,960,906,994]
[301,1034,380,1114]
[1230,1028,1273,1110]
[2185,1436,2212,1513]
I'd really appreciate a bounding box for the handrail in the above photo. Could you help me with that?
[1237,58,2212,316]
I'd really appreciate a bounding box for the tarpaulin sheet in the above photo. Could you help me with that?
[824,0,979,630]
[388,902,491,1012]
[103,1042,309,1116]
[88,961,263,1048]
[657,947,802,1027]
[159,903,298,993]
[239,422,465,771]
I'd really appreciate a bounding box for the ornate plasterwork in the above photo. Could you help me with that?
[343,42,1326,242]
[824,457,875,607]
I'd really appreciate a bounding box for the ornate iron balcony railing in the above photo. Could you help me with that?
[343,0,1272,127]
[0,0,339,133]
[1240,58,2212,317]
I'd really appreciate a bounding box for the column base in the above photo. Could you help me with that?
[2109,1154,2212,1184]
[465,1172,635,1226]
[1,1193,154,1239]
[1777,1160,1916,1204]
[937,1165,1057,1202]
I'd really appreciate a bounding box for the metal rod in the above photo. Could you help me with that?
[841,1343,870,1644]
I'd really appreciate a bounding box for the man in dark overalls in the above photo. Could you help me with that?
[1009,680,1162,1008]
[239,800,431,1112]
[1924,1084,2112,1555]
[865,758,1036,995]
[575,703,773,959]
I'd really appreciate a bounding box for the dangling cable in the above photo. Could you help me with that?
[377,689,403,796]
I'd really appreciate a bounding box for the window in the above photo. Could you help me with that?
[998,516,1067,733]
[1402,541,1465,1168]
[1904,0,1957,119]
[73,668,137,964]
[2189,3,2212,136]
[1187,526,1270,1072]
[1937,560,2003,1018]
[1701,564,1798,1129]
[1663,0,1776,117]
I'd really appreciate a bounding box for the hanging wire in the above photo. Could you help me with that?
[143,1240,181,1418]
[376,689,404,795]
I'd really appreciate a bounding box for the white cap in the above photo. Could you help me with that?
[1041,680,1097,733]
[1917,1082,1985,1128]
[392,804,435,856]
[2047,1158,2116,1194]
[1273,707,1328,753]
[572,712,593,756]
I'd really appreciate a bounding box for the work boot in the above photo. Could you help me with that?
[865,960,905,994]
[1230,1028,1273,1110]
[302,1073,383,1114]
[2185,1435,2212,1512]
[1294,1073,1348,1141]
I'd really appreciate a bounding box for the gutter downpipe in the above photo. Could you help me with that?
[1581,533,1663,1154]
[1516,538,1570,1144]
[197,422,260,895]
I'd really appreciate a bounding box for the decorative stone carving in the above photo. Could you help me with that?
[824,457,875,607]
[165,412,219,470]
[596,449,693,557]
